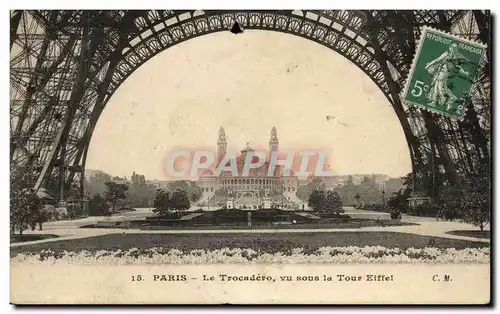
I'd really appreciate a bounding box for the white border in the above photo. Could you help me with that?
[3,3,497,312]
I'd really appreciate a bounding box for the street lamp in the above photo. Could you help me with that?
[382,189,386,210]
[281,173,284,210]
[281,188,284,210]
[225,187,229,210]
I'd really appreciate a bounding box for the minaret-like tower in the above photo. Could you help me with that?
[269,126,279,153]
[217,126,227,164]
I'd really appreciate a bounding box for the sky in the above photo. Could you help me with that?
[85,30,412,180]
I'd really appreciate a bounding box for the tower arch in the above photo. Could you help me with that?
[9,10,490,197]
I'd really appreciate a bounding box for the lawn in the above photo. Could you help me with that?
[10,231,489,256]
[10,234,59,244]
[81,218,416,230]
[446,230,491,239]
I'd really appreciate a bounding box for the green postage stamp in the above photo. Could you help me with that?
[402,27,486,118]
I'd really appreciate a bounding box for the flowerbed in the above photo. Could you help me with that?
[11,246,490,264]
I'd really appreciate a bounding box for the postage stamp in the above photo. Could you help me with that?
[402,27,487,118]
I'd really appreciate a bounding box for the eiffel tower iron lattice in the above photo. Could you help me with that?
[10,10,491,201]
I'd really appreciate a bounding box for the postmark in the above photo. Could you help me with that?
[402,27,487,118]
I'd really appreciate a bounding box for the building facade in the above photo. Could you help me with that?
[198,127,299,207]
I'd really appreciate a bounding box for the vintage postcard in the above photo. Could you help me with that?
[10,10,491,304]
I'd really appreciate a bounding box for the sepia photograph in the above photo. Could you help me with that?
[9,8,491,305]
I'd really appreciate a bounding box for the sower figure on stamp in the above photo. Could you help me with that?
[424,43,469,111]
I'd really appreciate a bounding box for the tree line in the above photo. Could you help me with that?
[10,162,201,234]
[307,189,343,216]
[297,176,393,206]
[386,160,490,230]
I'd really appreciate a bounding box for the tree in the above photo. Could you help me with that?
[354,192,361,208]
[170,189,191,212]
[362,176,373,186]
[296,178,325,201]
[186,183,202,202]
[126,184,157,207]
[104,182,128,213]
[152,189,191,216]
[167,180,189,191]
[401,163,448,202]
[346,175,354,186]
[324,190,343,215]
[153,189,171,215]
[88,194,110,216]
[11,189,42,235]
[387,188,411,213]
[334,182,383,206]
[84,170,112,196]
[10,163,43,235]
[296,185,311,201]
[457,161,490,231]
[308,189,326,212]
[167,180,202,202]
[436,186,461,221]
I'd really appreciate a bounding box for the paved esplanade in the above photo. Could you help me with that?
[10,207,489,247]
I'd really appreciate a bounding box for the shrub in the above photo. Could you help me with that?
[457,161,490,231]
[387,188,411,213]
[411,204,440,217]
[390,211,401,220]
[153,189,190,216]
[10,164,44,235]
[11,246,490,265]
[88,194,110,216]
